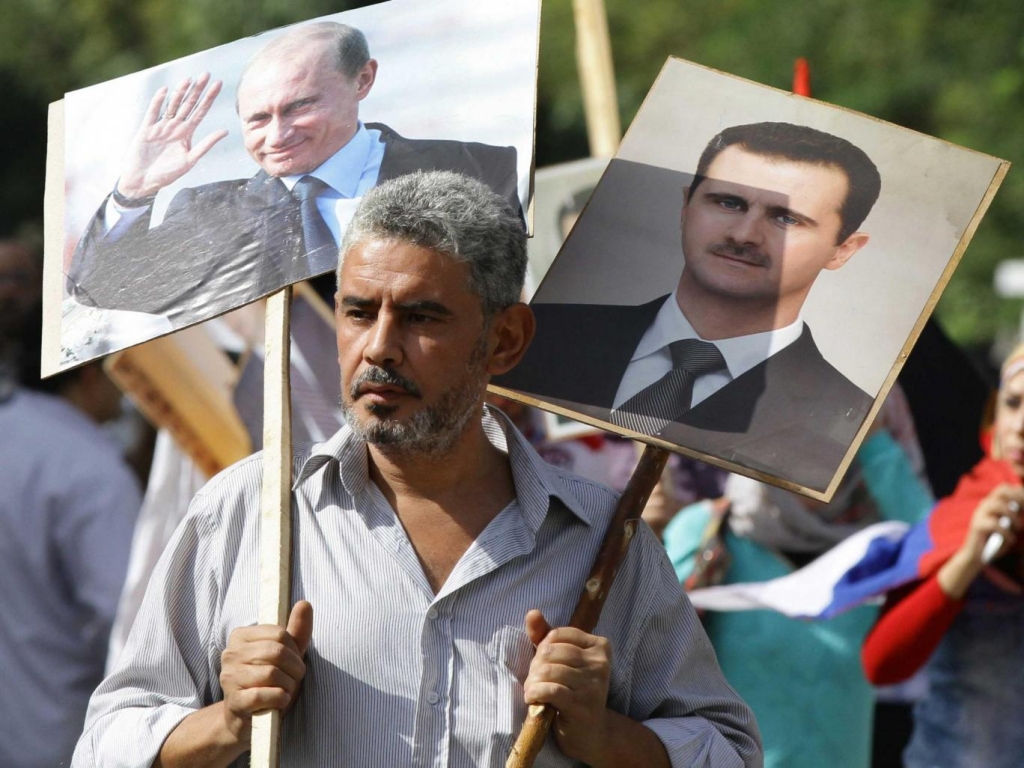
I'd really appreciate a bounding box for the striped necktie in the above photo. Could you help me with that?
[293,176,338,274]
[610,338,727,435]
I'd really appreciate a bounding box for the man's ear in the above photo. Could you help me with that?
[485,303,535,377]
[826,231,870,271]
[356,59,378,100]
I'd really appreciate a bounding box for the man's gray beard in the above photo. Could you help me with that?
[342,344,488,459]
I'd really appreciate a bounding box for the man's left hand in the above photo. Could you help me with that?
[523,609,613,764]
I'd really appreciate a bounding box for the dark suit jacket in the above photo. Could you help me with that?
[67,124,520,328]
[495,297,875,491]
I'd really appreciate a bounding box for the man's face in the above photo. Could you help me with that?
[680,145,867,318]
[335,237,493,456]
[237,44,375,177]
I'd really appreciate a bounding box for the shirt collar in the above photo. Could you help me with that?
[633,295,804,380]
[293,406,595,530]
[481,406,595,529]
[278,122,374,198]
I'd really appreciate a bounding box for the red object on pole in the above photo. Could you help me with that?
[793,58,811,97]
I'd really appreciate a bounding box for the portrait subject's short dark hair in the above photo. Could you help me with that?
[690,122,882,242]
[301,21,372,80]
[237,22,371,108]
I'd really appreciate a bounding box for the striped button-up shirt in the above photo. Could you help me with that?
[74,410,761,768]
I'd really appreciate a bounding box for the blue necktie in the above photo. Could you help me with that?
[610,339,727,435]
[293,176,338,274]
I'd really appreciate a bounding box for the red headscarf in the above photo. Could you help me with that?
[919,345,1024,577]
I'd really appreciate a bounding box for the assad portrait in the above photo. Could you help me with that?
[497,122,881,492]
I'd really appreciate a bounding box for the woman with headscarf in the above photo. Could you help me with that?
[861,344,1024,767]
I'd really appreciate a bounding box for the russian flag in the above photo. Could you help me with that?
[688,451,1020,619]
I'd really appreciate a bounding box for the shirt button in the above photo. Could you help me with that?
[426,607,438,620]
[427,692,440,705]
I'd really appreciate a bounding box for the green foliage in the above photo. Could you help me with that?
[1,0,1021,344]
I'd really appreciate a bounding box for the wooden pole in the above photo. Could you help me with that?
[505,444,670,768]
[573,0,621,157]
[250,286,293,768]
[505,4,635,764]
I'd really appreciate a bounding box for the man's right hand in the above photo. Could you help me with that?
[218,600,314,745]
[115,72,229,201]
[154,601,313,768]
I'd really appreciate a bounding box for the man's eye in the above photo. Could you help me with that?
[284,101,316,117]
[718,198,743,211]
[345,309,373,322]
[407,313,435,324]
[776,214,800,226]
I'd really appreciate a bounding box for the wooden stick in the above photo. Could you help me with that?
[573,0,621,157]
[505,444,671,768]
[250,287,293,768]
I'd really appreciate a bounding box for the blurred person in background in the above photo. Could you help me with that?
[664,385,932,768]
[861,343,1024,768]
[0,236,142,768]
[0,364,142,768]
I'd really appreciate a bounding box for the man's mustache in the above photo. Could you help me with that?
[350,366,422,399]
[708,242,770,267]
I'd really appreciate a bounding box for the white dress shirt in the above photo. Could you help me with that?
[613,295,804,410]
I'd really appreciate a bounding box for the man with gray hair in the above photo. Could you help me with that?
[74,172,761,768]
[67,20,520,329]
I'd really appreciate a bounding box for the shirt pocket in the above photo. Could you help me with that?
[488,625,577,768]
[489,625,534,747]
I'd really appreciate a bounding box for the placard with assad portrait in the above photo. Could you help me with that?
[492,57,1008,499]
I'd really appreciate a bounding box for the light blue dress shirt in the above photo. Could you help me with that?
[278,122,385,246]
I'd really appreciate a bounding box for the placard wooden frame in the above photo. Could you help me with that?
[492,56,1010,502]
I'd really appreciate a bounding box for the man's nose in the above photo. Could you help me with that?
[266,116,295,147]
[726,211,764,246]
[364,312,403,367]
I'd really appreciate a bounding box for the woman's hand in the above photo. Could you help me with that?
[938,484,1024,599]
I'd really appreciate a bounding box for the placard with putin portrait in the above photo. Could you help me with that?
[43,0,539,375]
[493,57,1008,499]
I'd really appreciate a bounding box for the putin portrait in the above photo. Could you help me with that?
[65,21,520,330]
